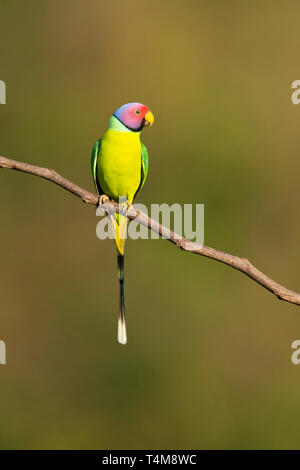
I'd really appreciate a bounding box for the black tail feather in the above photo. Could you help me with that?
[117,254,127,344]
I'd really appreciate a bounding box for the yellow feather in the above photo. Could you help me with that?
[97,129,141,203]
[114,213,127,255]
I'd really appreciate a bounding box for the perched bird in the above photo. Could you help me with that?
[91,103,154,345]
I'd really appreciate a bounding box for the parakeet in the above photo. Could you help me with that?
[91,103,154,345]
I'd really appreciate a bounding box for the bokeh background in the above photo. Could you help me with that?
[0,0,300,450]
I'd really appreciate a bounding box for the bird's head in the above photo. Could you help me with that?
[113,102,154,132]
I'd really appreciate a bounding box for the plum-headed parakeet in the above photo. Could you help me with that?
[91,103,154,345]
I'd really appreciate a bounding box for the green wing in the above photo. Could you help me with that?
[134,142,149,200]
[140,142,149,190]
[91,138,103,195]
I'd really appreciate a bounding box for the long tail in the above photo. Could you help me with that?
[117,253,126,345]
[114,212,127,345]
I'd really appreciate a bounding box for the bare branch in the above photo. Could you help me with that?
[1,155,299,306]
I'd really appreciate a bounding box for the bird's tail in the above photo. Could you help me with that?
[113,212,127,345]
[117,253,126,345]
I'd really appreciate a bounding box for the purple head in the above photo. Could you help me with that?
[113,103,154,131]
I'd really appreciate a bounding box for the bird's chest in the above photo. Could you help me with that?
[98,131,141,200]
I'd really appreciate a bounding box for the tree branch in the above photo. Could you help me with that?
[1,155,299,306]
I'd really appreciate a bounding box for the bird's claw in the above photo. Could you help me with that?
[126,201,132,215]
[99,194,109,206]
[120,200,131,216]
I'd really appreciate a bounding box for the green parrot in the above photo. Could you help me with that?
[91,103,154,345]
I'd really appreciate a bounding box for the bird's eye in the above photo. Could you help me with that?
[134,110,141,115]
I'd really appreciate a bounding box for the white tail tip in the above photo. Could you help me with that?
[118,317,127,345]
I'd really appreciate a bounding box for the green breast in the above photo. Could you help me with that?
[97,129,142,202]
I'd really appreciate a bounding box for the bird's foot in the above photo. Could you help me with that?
[121,200,131,217]
[99,194,109,206]
[117,199,131,216]
[126,200,131,213]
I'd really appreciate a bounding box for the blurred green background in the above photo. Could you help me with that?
[0,0,300,450]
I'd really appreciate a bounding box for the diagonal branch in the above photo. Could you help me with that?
[0,155,299,306]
